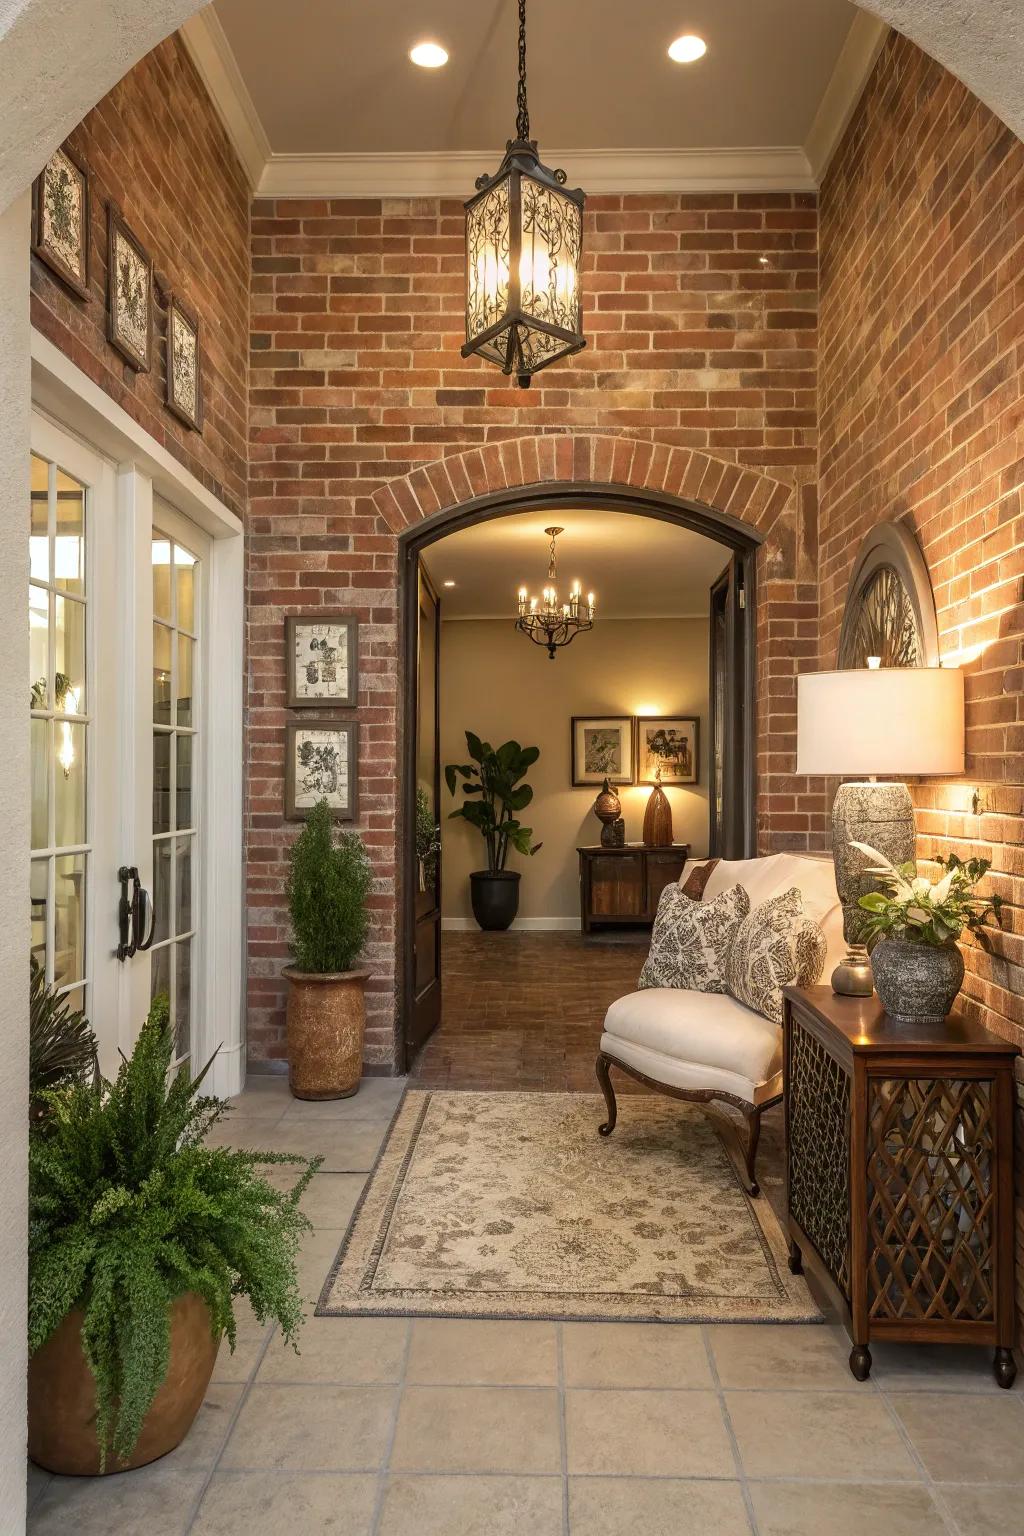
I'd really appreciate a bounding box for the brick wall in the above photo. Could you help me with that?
[247,191,822,1065]
[30,35,250,518]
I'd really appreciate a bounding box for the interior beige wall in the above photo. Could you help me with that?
[439,618,710,924]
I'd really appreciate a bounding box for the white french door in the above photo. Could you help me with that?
[29,415,210,1076]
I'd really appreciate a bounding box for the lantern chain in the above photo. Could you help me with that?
[516,0,530,142]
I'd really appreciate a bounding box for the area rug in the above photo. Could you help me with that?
[317,1090,820,1323]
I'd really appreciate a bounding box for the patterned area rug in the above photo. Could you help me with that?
[318,1091,820,1323]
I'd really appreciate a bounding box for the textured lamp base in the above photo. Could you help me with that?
[832,780,915,945]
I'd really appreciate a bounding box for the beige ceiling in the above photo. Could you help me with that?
[212,0,858,155]
[420,509,730,620]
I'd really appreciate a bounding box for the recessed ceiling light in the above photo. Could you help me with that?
[668,34,707,64]
[410,41,449,68]
[443,579,456,588]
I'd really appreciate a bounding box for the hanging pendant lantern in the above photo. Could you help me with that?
[462,0,586,388]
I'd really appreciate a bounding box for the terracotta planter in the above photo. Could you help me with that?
[28,1291,219,1476]
[284,966,371,1099]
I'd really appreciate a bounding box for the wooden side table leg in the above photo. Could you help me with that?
[787,1239,802,1275]
[849,1344,872,1381]
[994,1348,1017,1389]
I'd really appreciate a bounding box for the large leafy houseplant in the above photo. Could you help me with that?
[29,1000,317,1467]
[445,733,542,872]
[287,797,372,973]
[854,843,1002,946]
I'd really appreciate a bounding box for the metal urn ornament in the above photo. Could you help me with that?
[593,777,624,848]
[462,0,585,387]
[643,771,673,848]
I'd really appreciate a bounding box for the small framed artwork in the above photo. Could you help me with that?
[107,205,152,371]
[165,293,202,431]
[571,716,634,787]
[285,718,358,822]
[32,144,90,300]
[286,614,359,708]
[636,716,700,785]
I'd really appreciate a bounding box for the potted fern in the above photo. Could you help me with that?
[445,733,542,930]
[28,1000,316,1475]
[285,797,372,1098]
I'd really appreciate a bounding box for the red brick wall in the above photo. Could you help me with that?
[30,35,250,518]
[247,191,822,1065]
[819,33,1024,1055]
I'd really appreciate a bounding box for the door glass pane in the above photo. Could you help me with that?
[31,718,48,850]
[153,732,172,833]
[30,455,49,582]
[152,536,172,620]
[174,940,191,1060]
[30,860,47,969]
[54,473,85,596]
[53,852,86,988]
[175,548,195,633]
[177,635,193,727]
[176,836,192,934]
[53,724,86,845]
[150,942,170,1014]
[176,734,192,830]
[29,586,49,708]
[153,839,171,945]
[153,624,173,724]
[55,596,86,713]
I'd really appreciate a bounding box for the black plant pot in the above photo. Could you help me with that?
[470,870,521,931]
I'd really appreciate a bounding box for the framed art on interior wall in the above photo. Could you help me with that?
[571,716,634,787]
[107,205,152,371]
[636,716,699,785]
[32,143,90,301]
[285,718,359,822]
[286,614,359,708]
[165,293,203,432]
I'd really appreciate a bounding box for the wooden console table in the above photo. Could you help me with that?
[783,985,1018,1386]
[577,844,689,934]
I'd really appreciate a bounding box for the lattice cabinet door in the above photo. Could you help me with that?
[783,987,1018,1390]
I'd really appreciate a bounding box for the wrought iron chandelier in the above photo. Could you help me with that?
[462,0,586,388]
[516,527,595,659]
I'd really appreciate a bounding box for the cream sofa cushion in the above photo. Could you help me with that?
[602,987,782,1101]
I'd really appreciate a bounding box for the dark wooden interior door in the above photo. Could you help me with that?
[407,566,442,1058]
[708,558,747,858]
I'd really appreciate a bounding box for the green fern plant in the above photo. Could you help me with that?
[287,797,372,973]
[29,958,98,1119]
[29,998,319,1467]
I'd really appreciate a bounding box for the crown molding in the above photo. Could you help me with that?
[179,9,269,189]
[257,145,815,198]
[804,12,890,182]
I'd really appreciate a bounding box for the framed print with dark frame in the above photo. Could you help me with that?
[107,205,152,371]
[32,143,90,301]
[286,614,359,708]
[636,716,699,785]
[571,716,634,787]
[285,718,358,822]
[165,292,203,432]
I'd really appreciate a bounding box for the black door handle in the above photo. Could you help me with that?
[117,865,156,960]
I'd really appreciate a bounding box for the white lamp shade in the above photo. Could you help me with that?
[797,668,965,776]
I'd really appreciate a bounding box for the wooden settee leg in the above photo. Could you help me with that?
[596,1052,617,1136]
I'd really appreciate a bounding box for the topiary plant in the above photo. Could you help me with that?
[287,796,372,973]
[29,998,318,1467]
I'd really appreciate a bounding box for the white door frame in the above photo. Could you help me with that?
[30,329,245,1096]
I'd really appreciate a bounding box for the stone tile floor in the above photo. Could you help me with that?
[27,1074,1024,1535]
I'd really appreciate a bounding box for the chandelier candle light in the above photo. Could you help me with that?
[462,0,586,387]
[516,527,595,659]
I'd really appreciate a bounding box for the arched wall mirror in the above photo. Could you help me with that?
[836,521,939,669]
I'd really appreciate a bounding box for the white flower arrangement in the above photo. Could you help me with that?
[853,842,1002,948]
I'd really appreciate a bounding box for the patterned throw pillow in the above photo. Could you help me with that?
[725,887,827,1025]
[639,883,751,993]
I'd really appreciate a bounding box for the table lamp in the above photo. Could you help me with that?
[796,665,965,993]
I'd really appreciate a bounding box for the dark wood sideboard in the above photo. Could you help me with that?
[783,984,1019,1386]
[577,844,690,934]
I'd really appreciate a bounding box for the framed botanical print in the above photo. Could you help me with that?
[286,614,358,708]
[571,716,634,787]
[32,144,90,300]
[107,205,152,371]
[165,294,202,431]
[285,719,358,822]
[636,716,699,785]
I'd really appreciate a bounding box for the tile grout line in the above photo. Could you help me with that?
[369,1315,413,1536]
[701,1324,760,1536]
[874,1385,968,1536]
[182,1317,280,1534]
[556,1323,570,1536]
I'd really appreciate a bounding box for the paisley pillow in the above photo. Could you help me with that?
[639,883,750,993]
[725,887,827,1024]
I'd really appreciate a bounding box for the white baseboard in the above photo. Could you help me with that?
[442,917,582,933]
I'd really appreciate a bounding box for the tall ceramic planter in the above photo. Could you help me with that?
[871,938,965,1024]
[284,967,371,1099]
[28,1292,219,1476]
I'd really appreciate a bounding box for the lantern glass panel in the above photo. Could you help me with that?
[519,175,582,337]
[466,178,511,344]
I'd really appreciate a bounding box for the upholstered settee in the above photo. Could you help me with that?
[596,853,846,1194]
